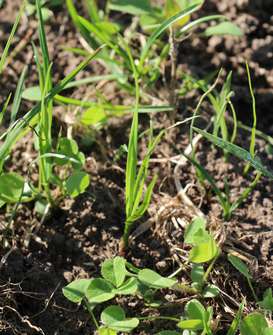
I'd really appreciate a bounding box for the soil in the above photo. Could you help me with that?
[0,1,272,334]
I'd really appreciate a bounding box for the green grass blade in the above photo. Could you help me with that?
[0,1,25,74]
[177,15,225,36]
[139,2,202,70]
[66,0,99,48]
[36,0,51,75]
[227,301,245,335]
[244,62,257,175]
[0,47,103,173]
[85,0,100,22]
[10,66,27,125]
[184,152,229,214]
[230,172,261,214]
[193,127,273,179]
[123,41,140,218]
[0,94,12,125]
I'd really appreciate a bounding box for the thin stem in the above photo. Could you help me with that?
[247,278,258,302]
[203,249,221,282]
[84,299,99,330]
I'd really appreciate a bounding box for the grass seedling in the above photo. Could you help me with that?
[119,41,164,252]
[34,0,53,202]
[243,62,257,175]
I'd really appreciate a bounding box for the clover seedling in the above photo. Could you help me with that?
[63,256,177,333]
[184,217,220,298]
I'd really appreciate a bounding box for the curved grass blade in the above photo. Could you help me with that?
[0,1,25,74]
[10,66,27,125]
[193,127,273,179]
[139,2,203,70]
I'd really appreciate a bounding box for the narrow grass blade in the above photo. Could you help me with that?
[244,62,257,175]
[10,66,27,125]
[177,15,225,36]
[0,47,104,172]
[66,0,99,48]
[184,152,229,214]
[139,2,202,70]
[0,1,25,74]
[227,301,245,335]
[0,94,12,124]
[193,127,273,179]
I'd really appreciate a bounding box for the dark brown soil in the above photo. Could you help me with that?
[0,1,272,334]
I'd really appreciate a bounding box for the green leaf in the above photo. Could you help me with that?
[81,107,107,125]
[204,21,243,37]
[193,127,273,179]
[56,137,84,168]
[22,86,42,101]
[41,7,53,21]
[156,332,181,335]
[202,284,220,298]
[227,254,252,279]
[99,328,117,335]
[264,328,273,335]
[108,0,152,15]
[86,278,115,303]
[184,217,207,244]
[189,236,219,263]
[114,278,138,295]
[191,264,204,284]
[101,257,127,288]
[185,299,206,321]
[101,305,139,332]
[178,319,203,331]
[65,171,90,198]
[258,288,273,311]
[62,279,92,303]
[0,172,24,203]
[138,269,177,289]
[240,313,268,335]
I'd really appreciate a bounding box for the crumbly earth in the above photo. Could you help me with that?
[0,1,272,334]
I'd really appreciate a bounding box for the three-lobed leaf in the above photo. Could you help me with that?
[101,257,127,288]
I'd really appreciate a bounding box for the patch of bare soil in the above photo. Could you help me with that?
[0,1,272,334]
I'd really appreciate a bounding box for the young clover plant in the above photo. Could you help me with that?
[183,217,220,299]
[63,256,177,334]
